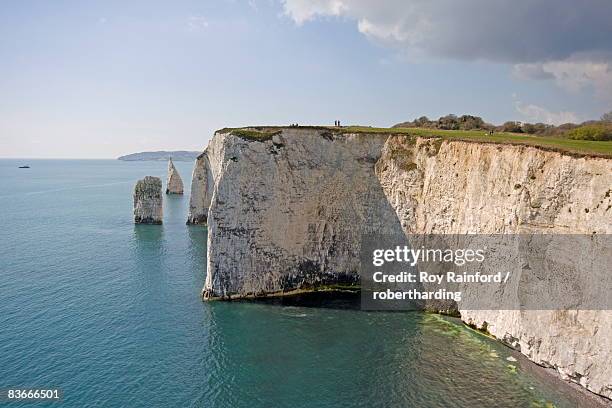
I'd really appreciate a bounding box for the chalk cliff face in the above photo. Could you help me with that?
[166,158,184,194]
[190,128,612,399]
[193,129,404,296]
[134,176,163,224]
[376,136,612,399]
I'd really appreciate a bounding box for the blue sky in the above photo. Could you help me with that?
[1,0,611,158]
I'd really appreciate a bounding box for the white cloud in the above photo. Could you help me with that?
[514,59,612,98]
[283,0,347,25]
[514,100,578,126]
[188,15,209,31]
[512,64,554,81]
[356,14,432,46]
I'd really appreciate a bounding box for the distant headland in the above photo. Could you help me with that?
[117,151,200,161]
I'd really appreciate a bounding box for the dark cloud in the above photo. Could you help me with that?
[283,0,612,63]
[283,0,612,95]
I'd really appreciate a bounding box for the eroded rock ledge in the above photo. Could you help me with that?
[188,127,612,399]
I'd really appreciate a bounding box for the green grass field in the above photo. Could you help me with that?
[340,126,612,157]
[219,126,612,158]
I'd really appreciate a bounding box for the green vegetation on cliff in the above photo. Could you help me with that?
[567,124,612,141]
[217,126,612,158]
[340,127,612,158]
[218,128,281,141]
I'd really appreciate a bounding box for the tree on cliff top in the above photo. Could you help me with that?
[393,114,488,130]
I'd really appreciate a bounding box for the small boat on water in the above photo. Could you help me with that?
[18,165,30,169]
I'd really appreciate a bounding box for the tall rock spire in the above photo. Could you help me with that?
[166,158,184,195]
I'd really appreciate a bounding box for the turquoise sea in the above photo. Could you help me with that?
[0,159,591,407]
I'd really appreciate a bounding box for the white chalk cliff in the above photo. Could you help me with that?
[134,176,163,224]
[166,158,184,195]
[189,127,612,399]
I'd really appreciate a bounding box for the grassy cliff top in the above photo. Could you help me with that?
[217,126,612,158]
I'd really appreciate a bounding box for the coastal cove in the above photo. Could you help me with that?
[0,159,604,407]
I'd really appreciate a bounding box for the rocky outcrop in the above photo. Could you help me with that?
[187,154,209,224]
[134,176,163,224]
[166,158,184,195]
[197,129,404,296]
[187,137,224,224]
[190,127,612,399]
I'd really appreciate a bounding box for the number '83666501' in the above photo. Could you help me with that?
[2,388,63,400]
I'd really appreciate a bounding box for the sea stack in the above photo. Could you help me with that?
[133,176,163,224]
[166,158,184,194]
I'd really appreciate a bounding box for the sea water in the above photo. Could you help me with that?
[0,159,590,407]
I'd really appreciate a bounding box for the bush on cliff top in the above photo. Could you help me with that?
[567,125,612,141]
[394,114,489,131]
